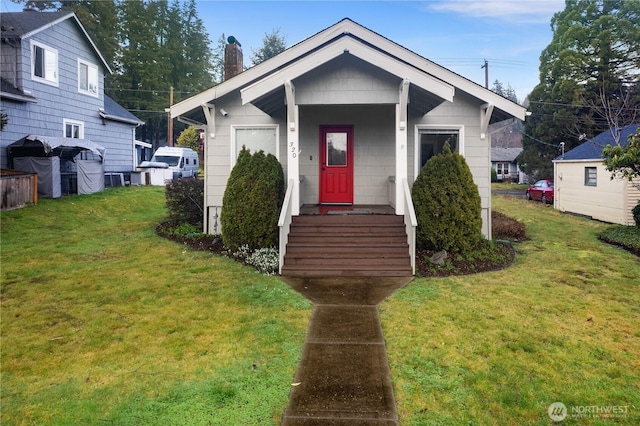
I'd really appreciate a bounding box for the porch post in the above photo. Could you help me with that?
[285,81,300,215]
[395,79,410,215]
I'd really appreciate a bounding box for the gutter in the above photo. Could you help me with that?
[0,91,38,103]
[99,109,144,127]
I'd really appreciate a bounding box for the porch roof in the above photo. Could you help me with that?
[171,18,527,124]
[240,36,454,116]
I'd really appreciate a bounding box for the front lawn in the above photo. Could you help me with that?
[383,194,640,424]
[2,188,638,425]
[491,182,529,192]
[0,187,311,425]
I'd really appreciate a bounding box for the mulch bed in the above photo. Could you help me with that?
[155,220,228,254]
[415,241,516,278]
[156,220,517,278]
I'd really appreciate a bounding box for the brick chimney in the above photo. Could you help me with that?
[224,36,243,81]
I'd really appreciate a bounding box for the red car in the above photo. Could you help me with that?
[526,179,554,204]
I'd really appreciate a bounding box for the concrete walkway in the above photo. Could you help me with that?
[280,276,413,425]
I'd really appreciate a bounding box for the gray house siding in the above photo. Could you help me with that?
[295,56,399,105]
[1,13,139,173]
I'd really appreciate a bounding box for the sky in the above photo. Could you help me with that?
[1,0,566,101]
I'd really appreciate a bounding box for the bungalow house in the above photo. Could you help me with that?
[0,10,143,194]
[491,147,525,183]
[489,118,527,183]
[553,124,639,226]
[170,18,527,274]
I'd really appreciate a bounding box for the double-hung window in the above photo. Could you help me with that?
[585,167,597,186]
[64,119,84,139]
[78,59,99,96]
[496,163,510,176]
[32,41,58,85]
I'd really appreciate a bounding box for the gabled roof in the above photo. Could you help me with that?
[491,147,522,162]
[171,18,526,124]
[0,11,111,74]
[556,124,639,161]
[101,96,144,126]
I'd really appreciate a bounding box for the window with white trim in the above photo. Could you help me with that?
[64,119,84,139]
[496,162,510,176]
[231,125,279,167]
[31,41,58,85]
[415,126,463,174]
[585,167,597,186]
[78,59,99,96]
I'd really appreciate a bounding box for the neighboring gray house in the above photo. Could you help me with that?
[491,147,525,183]
[170,19,527,273]
[0,11,143,185]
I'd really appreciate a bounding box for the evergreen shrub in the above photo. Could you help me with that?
[165,177,204,228]
[633,202,640,228]
[221,148,285,250]
[412,142,483,253]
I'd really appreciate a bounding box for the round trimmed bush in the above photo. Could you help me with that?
[221,148,285,250]
[412,142,483,253]
[633,202,640,228]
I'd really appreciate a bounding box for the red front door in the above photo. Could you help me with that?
[319,125,354,204]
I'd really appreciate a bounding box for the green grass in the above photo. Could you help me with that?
[492,182,528,192]
[1,187,311,425]
[382,195,640,424]
[3,188,639,425]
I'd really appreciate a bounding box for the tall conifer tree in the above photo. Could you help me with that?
[521,0,640,180]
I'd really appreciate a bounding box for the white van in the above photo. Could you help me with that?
[142,146,199,178]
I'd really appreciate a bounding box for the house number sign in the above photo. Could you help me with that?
[289,141,297,159]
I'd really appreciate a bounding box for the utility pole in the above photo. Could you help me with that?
[167,86,174,147]
[481,59,488,89]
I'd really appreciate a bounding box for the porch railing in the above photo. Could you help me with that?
[278,178,295,275]
[402,178,417,274]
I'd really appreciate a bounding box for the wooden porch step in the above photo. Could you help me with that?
[288,235,408,245]
[281,265,413,277]
[282,213,413,277]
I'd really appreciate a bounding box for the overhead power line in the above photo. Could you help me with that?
[528,100,640,112]
[521,132,562,148]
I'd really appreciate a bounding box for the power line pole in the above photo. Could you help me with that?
[167,86,174,147]
[481,59,488,89]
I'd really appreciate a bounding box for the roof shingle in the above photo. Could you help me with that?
[557,124,639,161]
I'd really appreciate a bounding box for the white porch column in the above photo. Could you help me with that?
[395,79,410,215]
[285,81,300,215]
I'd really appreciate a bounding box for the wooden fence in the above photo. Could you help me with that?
[1,169,38,210]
